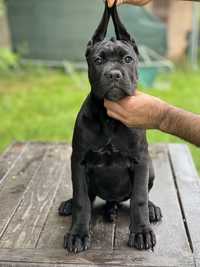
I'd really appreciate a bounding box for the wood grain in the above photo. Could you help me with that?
[0,144,67,249]
[0,143,27,184]
[0,143,47,241]
[114,144,193,264]
[0,143,198,267]
[0,248,194,267]
[37,145,72,249]
[169,144,200,265]
[37,146,115,250]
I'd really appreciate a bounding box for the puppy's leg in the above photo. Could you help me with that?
[148,158,155,192]
[148,158,162,223]
[59,192,96,217]
[59,198,119,223]
[128,159,156,250]
[64,153,92,253]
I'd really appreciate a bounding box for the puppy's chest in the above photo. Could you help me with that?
[83,139,133,201]
[83,113,137,152]
[80,114,144,201]
[82,118,139,170]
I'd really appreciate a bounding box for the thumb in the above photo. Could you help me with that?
[135,90,143,96]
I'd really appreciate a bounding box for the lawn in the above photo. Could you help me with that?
[0,68,199,174]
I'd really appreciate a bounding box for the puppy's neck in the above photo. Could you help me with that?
[89,92,104,111]
[89,92,117,129]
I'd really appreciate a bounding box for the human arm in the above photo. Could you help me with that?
[107,0,199,8]
[104,92,200,147]
[159,105,200,147]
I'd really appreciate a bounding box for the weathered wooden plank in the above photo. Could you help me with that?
[114,144,193,266]
[0,143,26,183]
[37,146,115,250]
[0,263,100,267]
[0,143,197,267]
[0,144,68,249]
[37,146,72,249]
[0,248,195,267]
[168,144,200,266]
[0,143,47,240]
[90,197,116,250]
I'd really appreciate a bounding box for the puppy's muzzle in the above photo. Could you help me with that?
[105,88,126,101]
[104,69,130,101]
[104,70,123,82]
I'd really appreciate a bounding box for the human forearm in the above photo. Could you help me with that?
[159,105,200,147]
[104,92,200,147]
[107,0,200,8]
[120,0,151,5]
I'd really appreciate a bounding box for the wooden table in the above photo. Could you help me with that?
[0,142,199,267]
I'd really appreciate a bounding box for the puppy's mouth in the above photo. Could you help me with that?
[104,87,131,102]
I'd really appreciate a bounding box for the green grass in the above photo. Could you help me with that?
[146,69,200,175]
[0,68,199,174]
[0,69,89,150]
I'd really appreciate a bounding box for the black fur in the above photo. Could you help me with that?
[59,2,162,253]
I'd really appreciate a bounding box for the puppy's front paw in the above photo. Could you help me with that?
[128,228,156,250]
[64,232,91,253]
[148,201,162,223]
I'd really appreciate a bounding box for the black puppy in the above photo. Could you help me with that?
[59,2,162,253]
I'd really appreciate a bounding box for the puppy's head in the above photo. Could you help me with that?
[86,2,139,101]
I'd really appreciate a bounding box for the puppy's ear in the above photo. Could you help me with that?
[111,2,139,55]
[92,2,111,44]
[85,2,111,58]
[85,40,93,58]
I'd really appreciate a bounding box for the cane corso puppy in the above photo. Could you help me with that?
[59,2,162,253]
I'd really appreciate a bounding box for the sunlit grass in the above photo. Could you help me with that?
[0,68,199,174]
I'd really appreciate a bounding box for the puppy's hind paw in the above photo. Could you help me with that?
[148,201,162,223]
[58,199,73,216]
[128,229,156,250]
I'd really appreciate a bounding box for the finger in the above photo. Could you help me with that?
[107,0,116,7]
[135,90,143,96]
[107,110,132,127]
[107,110,131,128]
[117,96,133,106]
[126,0,151,5]
[104,100,128,118]
[107,110,126,122]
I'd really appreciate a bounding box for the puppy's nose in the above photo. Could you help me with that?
[105,70,123,81]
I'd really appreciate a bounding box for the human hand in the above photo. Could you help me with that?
[107,0,152,8]
[104,91,168,129]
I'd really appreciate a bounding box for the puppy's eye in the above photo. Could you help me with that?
[94,57,103,65]
[124,56,133,64]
